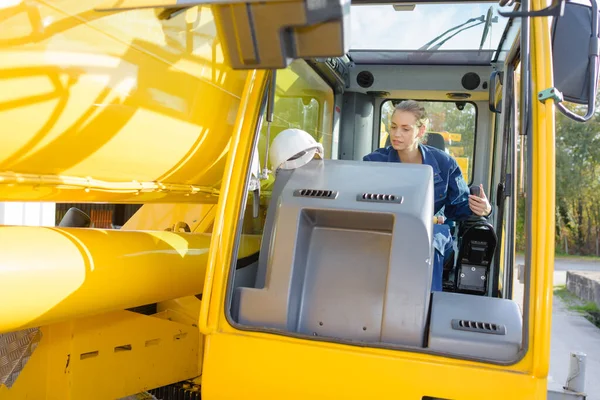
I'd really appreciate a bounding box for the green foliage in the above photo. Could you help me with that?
[516,94,600,256]
[553,97,600,256]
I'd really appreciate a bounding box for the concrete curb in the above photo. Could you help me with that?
[566,271,600,307]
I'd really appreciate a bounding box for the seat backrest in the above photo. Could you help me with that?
[426,132,446,152]
[384,132,446,152]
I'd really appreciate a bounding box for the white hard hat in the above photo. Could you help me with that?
[269,128,323,171]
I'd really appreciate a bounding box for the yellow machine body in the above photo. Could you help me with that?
[0,0,562,398]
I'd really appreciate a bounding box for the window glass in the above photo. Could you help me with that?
[242,60,334,235]
[349,3,513,51]
[258,60,334,168]
[380,100,476,183]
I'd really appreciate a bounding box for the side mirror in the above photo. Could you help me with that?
[489,70,503,113]
[97,0,351,70]
[551,0,600,122]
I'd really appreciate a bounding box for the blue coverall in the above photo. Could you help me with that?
[363,144,474,291]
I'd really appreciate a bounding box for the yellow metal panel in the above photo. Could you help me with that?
[529,0,555,377]
[455,156,469,182]
[198,45,539,399]
[199,68,268,333]
[0,172,220,203]
[0,1,249,202]
[0,226,261,333]
[433,131,461,143]
[202,333,547,399]
[380,121,389,148]
[0,311,201,400]
[449,132,462,142]
[448,146,464,156]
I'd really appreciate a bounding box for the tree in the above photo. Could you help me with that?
[552,94,600,255]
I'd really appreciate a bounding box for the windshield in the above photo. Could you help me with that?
[349,2,514,51]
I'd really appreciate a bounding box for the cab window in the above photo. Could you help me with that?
[380,100,477,184]
[242,60,335,236]
[258,60,334,167]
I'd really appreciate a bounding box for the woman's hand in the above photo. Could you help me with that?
[468,184,492,217]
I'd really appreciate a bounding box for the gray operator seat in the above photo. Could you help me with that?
[231,158,435,347]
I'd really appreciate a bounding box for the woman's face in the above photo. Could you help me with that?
[389,110,425,152]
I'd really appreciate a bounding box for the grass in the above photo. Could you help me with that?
[516,251,600,262]
[554,252,600,262]
[554,285,600,328]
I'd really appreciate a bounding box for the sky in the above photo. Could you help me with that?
[348,2,513,51]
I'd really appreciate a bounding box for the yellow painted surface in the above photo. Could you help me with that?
[198,4,554,400]
[0,1,248,202]
[380,121,389,148]
[0,225,260,333]
[202,333,547,400]
[449,132,462,142]
[435,131,461,142]
[448,146,464,156]
[528,0,555,377]
[0,0,559,398]
[455,156,469,182]
[0,311,201,400]
[198,68,268,333]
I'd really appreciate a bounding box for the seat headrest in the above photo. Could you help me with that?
[425,133,446,152]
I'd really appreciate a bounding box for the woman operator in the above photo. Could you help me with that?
[363,100,491,292]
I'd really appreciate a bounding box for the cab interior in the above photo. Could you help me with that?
[226,1,526,365]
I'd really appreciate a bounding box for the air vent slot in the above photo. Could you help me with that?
[357,193,403,204]
[293,189,338,199]
[451,319,506,335]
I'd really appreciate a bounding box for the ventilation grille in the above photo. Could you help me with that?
[357,193,403,204]
[356,71,374,88]
[451,319,506,335]
[293,189,338,199]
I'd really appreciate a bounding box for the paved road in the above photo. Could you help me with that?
[554,258,600,272]
[513,256,600,399]
[517,255,600,272]
[548,294,600,399]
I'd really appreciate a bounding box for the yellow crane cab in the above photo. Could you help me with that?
[0,0,598,399]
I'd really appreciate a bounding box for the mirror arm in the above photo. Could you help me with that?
[499,0,565,18]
